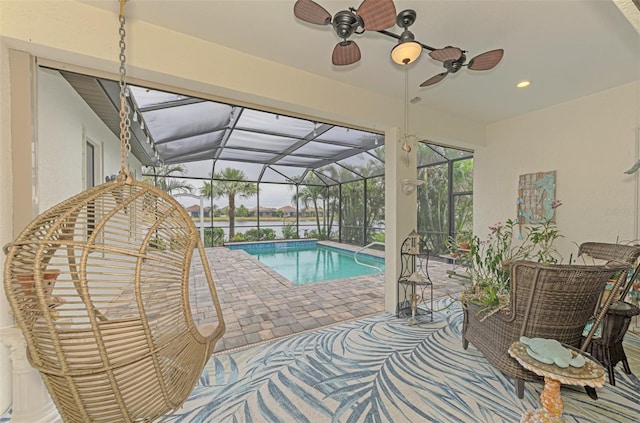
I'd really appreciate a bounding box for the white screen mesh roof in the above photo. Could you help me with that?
[59,70,386,186]
[131,86,385,185]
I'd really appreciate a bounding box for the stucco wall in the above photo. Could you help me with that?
[37,67,141,212]
[475,81,640,259]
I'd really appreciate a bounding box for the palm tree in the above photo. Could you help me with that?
[143,164,194,195]
[293,183,326,237]
[292,171,339,239]
[200,168,257,239]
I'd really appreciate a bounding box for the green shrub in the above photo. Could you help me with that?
[282,220,297,239]
[243,228,276,241]
[203,227,225,247]
[369,231,385,243]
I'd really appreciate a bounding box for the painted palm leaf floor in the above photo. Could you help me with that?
[168,299,640,423]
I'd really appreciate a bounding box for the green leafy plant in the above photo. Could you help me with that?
[230,232,245,242]
[464,216,563,311]
[281,220,297,239]
[445,231,473,255]
[169,233,189,250]
[204,227,225,247]
[369,231,385,243]
[148,236,167,251]
[456,230,473,249]
[243,228,276,241]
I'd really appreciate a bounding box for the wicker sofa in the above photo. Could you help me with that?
[462,260,627,398]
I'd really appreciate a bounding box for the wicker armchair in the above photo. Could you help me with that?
[462,260,626,399]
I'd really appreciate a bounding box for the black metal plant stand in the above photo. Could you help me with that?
[397,236,433,322]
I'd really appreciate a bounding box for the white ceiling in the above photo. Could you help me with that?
[79,0,640,125]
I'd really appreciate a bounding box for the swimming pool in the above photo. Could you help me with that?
[228,241,384,285]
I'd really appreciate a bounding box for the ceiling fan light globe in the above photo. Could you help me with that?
[391,40,422,65]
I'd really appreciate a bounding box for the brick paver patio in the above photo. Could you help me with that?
[189,242,467,353]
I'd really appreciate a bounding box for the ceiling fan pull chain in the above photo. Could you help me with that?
[404,64,408,136]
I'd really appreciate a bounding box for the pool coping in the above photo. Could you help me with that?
[225,239,385,261]
[225,238,319,249]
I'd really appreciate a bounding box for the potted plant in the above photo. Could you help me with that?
[456,231,473,251]
[462,217,563,314]
[445,231,472,258]
[17,269,60,297]
[16,269,65,319]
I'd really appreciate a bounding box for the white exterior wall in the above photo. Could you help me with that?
[36,67,141,213]
[475,81,640,259]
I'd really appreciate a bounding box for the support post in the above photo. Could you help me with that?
[0,327,61,422]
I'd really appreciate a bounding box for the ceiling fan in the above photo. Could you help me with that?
[293,0,397,66]
[421,47,504,87]
[293,0,504,87]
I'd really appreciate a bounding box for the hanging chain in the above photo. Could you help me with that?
[118,1,131,178]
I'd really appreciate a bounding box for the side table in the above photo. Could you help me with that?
[584,301,640,386]
[508,341,605,423]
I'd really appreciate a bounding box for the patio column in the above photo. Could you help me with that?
[2,48,60,421]
[384,127,419,314]
[1,48,38,416]
[0,328,61,422]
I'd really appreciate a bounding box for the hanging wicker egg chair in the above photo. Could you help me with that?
[4,3,224,420]
[4,175,225,422]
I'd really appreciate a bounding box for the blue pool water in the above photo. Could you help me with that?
[229,242,384,285]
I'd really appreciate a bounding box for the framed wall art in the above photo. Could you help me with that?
[517,171,557,224]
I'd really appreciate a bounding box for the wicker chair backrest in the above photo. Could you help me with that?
[577,242,640,346]
[510,261,627,345]
[577,242,640,266]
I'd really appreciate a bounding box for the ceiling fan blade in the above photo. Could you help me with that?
[420,72,448,87]
[332,41,361,66]
[356,0,397,31]
[429,47,463,63]
[294,0,332,25]
[468,49,504,71]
